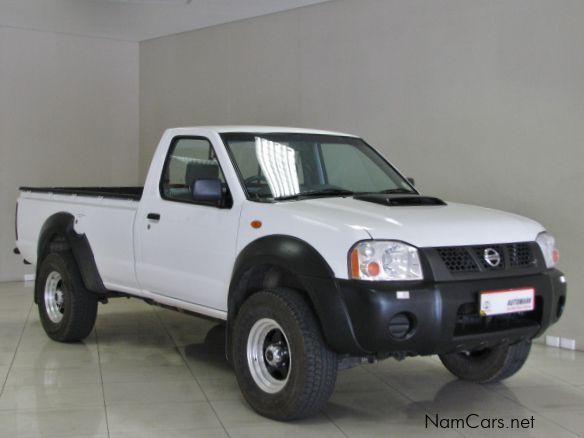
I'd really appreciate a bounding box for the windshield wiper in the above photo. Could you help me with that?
[374,188,417,194]
[275,188,354,201]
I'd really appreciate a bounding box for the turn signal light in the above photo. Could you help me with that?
[350,248,360,278]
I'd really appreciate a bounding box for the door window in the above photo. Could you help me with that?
[160,137,228,205]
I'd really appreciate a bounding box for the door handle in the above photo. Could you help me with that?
[147,213,161,221]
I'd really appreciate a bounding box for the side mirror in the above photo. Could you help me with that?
[191,178,223,205]
[406,177,415,187]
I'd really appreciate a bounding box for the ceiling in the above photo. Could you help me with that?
[0,0,330,42]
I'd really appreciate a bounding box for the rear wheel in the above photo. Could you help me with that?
[232,289,337,420]
[36,252,98,342]
[439,340,532,383]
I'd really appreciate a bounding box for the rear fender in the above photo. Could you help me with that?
[36,213,106,298]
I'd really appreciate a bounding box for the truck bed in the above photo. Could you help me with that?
[19,186,143,201]
[17,186,141,291]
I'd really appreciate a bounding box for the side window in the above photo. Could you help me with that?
[161,137,227,204]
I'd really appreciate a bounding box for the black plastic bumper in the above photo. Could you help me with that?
[305,269,566,356]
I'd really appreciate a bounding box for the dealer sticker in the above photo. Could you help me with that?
[480,288,535,316]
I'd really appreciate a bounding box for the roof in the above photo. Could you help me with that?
[171,125,358,137]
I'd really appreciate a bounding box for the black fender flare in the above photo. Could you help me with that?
[36,212,106,296]
[227,235,366,356]
[229,234,335,283]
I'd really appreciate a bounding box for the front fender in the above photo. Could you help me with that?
[228,235,367,355]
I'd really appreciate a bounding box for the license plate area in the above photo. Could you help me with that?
[479,288,535,316]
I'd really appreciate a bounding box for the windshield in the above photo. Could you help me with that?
[221,132,415,202]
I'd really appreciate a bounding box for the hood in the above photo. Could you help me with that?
[274,196,544,248]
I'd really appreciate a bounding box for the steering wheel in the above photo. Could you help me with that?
[244,174,268,185]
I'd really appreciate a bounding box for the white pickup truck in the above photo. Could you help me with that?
[15,126,567,420]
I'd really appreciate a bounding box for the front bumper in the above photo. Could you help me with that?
[307,269,566,356]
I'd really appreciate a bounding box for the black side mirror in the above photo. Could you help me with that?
[191,178,223,205]
[406,177,415,187]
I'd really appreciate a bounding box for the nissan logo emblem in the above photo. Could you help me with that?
[483,248,501,267]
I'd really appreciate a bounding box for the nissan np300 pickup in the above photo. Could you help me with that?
[15,126,567,420]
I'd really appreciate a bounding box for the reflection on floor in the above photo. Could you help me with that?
[0,281,583,438]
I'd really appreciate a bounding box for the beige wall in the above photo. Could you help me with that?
[0,27,139,282]
[141,0,582,349]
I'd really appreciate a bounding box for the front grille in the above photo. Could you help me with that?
[436,242,537,275]
[508,242,536,267]
[437,247,478,273]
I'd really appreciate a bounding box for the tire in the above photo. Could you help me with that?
[36,252,98,342]
[439,340,532,383]
[232,289,338,420]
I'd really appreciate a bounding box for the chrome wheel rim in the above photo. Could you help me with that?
[44,271,65,323]
[247,318,291,393]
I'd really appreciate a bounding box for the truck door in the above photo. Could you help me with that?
[135,136,238,312]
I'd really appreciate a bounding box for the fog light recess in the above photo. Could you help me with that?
[388,312,415,339]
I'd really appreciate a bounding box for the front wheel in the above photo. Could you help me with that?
[36,252,98,342]
[439,340,532,383]
[232,289,338,420]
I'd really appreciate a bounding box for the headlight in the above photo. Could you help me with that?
[349,241,423,281]
[536,232,559,268]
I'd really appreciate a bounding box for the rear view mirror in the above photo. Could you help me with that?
[191,178,223,204]
[406,177,415,187]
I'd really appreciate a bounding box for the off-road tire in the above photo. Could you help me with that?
[439,340,532,383]
[232,288,338,420]
[36,252,98,342]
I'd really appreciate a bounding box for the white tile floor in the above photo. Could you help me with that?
[1,281,583,438]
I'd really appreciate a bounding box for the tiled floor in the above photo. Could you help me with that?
[1,281,583,438]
